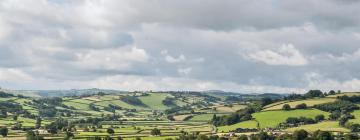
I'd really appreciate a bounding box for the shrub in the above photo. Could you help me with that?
[295,103,307,109]
[282,104,291,111]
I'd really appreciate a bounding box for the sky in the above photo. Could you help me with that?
[1,0,360,93]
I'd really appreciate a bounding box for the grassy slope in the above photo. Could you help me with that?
[253,109,330,128]
[138,93,169,110]
[327,92,360,98]
[286,121,349,132]
[263,98,336,111]
[349,110,360,124]
[189,114,224,122]
[217,120,258,132]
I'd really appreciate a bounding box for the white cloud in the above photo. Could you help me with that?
[245,44,308,66]
[0,68,33,82]
[161,50,186,63]
[75,46,149,70]
[178,67,192,75]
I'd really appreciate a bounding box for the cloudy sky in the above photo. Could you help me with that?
[1,0,360,93]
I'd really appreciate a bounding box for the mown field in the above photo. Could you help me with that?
[263,98,336,111]
[286,121,349,132]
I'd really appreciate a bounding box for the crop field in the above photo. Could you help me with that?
[286,121,349,132]
[263,98,336,111]
[253,109,330,128]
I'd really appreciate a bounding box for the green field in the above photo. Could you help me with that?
[286,121,349,132]
[326,92,360,98]
[253,109,330,128]
[263,98,336,111]
[349,110,360,124]
[188,114,226,122]
[138,93,170,110]
[217,120,258,132]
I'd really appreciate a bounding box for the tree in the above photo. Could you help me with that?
[305,90,323,98]
[282,104,291,111]
[13,115,18,121]
[328,90,336,95]
[64,131,74,140]
[329,111,341,120]
[292,129,308,140]
[260,98,273,107]
[0,127,8,137]
[150,128,161,136]
[117,136,123,140]
[295,103,307,109]
[107,128,115,135]
[344,133,358,140]
[104,135,114,140]
[315,114,325,122]
[35,117,42,129]
[313,130,334,140]
[26,131,44,140]
[237,135,248,140]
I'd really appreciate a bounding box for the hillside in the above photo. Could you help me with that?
[0,90,359,139]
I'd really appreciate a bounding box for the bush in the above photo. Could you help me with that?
[292,129,308,140]
[107,128,115,135]
[282,104,291,111]
[295,103,307,109]
[150,128,161,136]
[0,127,8,137]
[315,114,325,122]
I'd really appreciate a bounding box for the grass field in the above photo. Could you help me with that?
[217,120,258,132]
[138,93,170,110]
[189,114,217,122]
[215,104,247,113]
[263,98,336,111]
[253,109,330,128]
[327,92,360,98]
[286,121,349,132]
[349,110,360,124]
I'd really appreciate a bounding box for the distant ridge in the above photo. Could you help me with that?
[0,88,123,97]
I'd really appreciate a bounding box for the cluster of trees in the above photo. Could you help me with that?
[211,107,254,126]
[284,90,340,100]
[162,97,177,106]
[104,104,122,113]
[26,131,44,140]
[314,101,359,112]
[120,96,147,107]
[280,115,325,128]
[282,103,307,111]
[338,95,360,103]
[0,102,23,118]
[89,103,100,112]
[0,127,8,137]
[0,91,15,98]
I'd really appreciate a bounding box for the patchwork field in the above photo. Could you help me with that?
[327,92,360,98]
[263,98,336,111]
[286,121,349,132]
[217,120,258,132]
[138,93,170,110]
[253,109,330,128]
